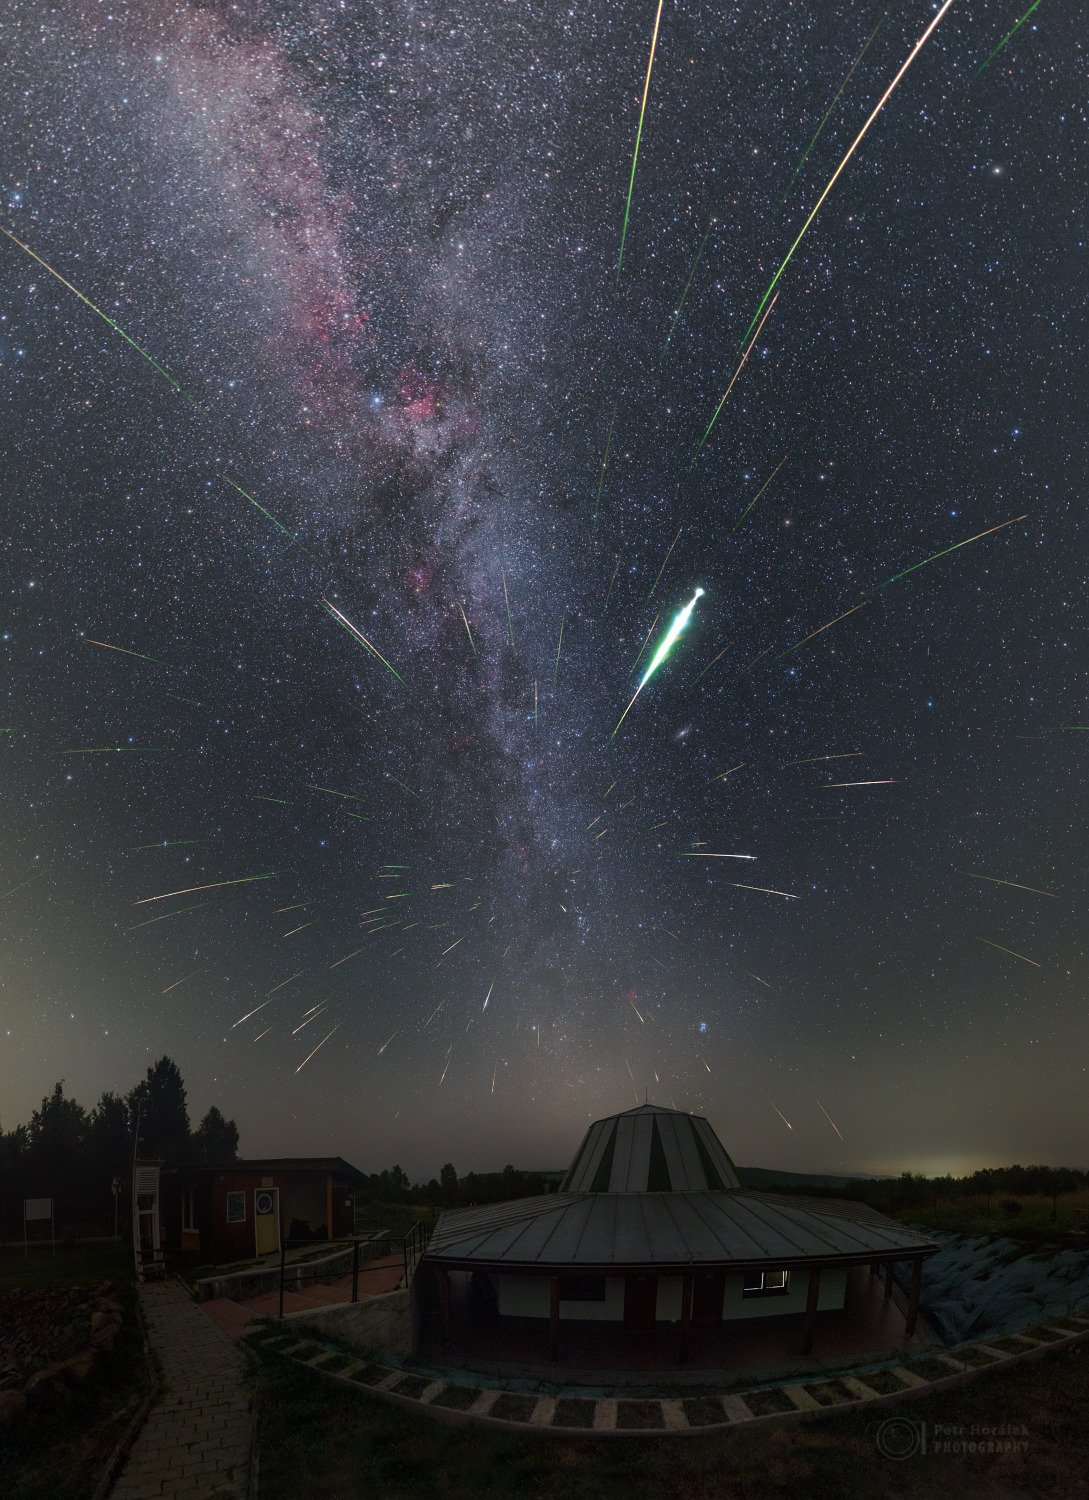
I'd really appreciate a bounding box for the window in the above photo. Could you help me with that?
[558,1275,607,1302]
[182,1188,197,1233]
[226,1191,246,1224]
[742,1269,790,1297]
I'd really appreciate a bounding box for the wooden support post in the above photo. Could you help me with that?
[869,1259,880,1278]
[438,1266,450,1346]
[883,1262,894,1303]
[802,1267,821,1354]
[549,1275,560,1360]
[679,1272,692,1364]
[905,1257,922,1340]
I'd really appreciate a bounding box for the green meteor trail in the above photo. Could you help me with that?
[85,638,169,667]
[660,217,716,357]
[777,20,883,210]
[875,514,1027,589]
[226,478,320,563]
[976,0,1045,76]
[612,587,704,737]
[737,0,955,351]
[733,454,788,532]
[616,0,664,285]
[0,225,197,405]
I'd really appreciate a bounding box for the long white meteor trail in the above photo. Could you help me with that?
[612,588,705,737]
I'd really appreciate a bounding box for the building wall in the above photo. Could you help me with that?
[491,1266,848,1324]
[495,1273,627,1322]
[723,1267,847,1321]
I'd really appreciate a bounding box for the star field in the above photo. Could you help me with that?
[1,0,1085,1178]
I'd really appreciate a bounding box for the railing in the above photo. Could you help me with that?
[276,1222,432,1320]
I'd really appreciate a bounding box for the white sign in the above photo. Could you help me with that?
[24,1198,53,1221]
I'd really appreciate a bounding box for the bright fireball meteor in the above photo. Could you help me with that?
[612,588,705,737]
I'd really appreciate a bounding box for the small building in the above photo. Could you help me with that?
[162,1156,368,1266]
[420,1103,939,1373]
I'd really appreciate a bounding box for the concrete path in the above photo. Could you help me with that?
[111,1278,252,1500]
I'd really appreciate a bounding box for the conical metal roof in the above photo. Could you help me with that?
[559,1103,742,1193]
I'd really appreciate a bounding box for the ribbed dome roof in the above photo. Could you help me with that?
[559,1104,741,1194]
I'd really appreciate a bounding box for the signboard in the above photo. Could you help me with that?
[23,1196,55,1257]
[226,1191,246,1224]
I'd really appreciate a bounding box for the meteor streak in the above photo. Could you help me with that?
[135,873,276,905]
[661,217,716,355]
[295,1023,340,1073]
[966,873,1058,898]
[693,294,779,462]
[770,1102,795,1132]
[976,0,1045,76]
[613,588,705,737]
[976,937,1040,968]
[823,779,895,788]
[739,0,955,348]
[876,515,1027,590]
[778,21,883,207]
[501,569,515,648]
[733,454,789,531]
[85,639,168,667]
[681,851,756,861]
[321,599,405,684]
[725,883,800,900]
[458,602,476,655]
[777,601,868,661]
[482,982,494,1011]
[225,478,319,563]
[646,529,681,600]
[0,225,194,402]
[616,0,664,285]
[554,615,565,687]
[815,1099,845,1141]
[162,969,202,994]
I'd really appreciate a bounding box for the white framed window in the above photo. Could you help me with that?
[742,1269,790,1297]
[182,1188,197,1233]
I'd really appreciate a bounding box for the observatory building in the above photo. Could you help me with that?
[420,1103,938,1374]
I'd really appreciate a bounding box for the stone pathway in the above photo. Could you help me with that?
[246,1312,1089,1438]
[111,1279,252,1499]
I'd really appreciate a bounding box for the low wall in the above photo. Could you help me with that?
[283,1288,412,1358]
[196,1234,390,1302]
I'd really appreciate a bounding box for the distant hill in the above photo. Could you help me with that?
[738,1166,892,1191]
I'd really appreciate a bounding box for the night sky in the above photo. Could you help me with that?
[2,1,1084,1183]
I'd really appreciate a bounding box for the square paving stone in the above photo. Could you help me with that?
[551,1398,596,1429]
[389,1374,430,1398]
[430,1385,482,1411]
[744,1388,797,1417]
[857,1369,909,1396]
[804,1381,855,1406]
[682,1397,726,1427]
[616,1399,666,1430]
[490,1393,538,1423]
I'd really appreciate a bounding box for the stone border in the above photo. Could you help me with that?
[245,1315,1089,1438]
[89,1302,162,1500]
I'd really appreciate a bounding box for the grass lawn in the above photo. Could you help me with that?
[0,1271,146,1500]
[354,1202,439,1242]
[0,1239,135,1293]
[905,1189,1089,1239]
[251,1341,1089,1499]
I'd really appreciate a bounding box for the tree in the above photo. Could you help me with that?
[128,1056,190,1163]
[439,1162,458,1199]
[191,1106,240,1165]
[87,1091,131,1187]
[26,1082,88,1218]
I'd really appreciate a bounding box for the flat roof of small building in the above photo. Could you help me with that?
[172,1156,368,1183]
[426,1189,938,1271]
